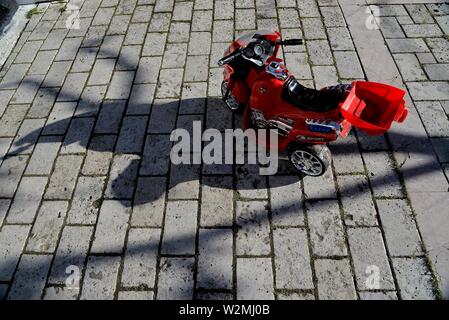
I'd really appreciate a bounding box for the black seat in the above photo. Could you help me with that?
[282,76,351,112]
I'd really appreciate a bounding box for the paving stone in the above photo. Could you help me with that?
[277,292,315,300]
[147,99,178,133]
[348,227,395,290]
[168,165,201,200]
[126,83,155,115]
[140,134,171,175]
[424,63,449,81]
[8,118,46,155]
[359,291,398,300]
[213,20,233,43]
[185,55,209,82]
[188,32,211,55]
[235,8,256,30]
[118,291,154,300]
[0,284,8,300]
[302,18,326,40]
[26,87,56,118]
[162,201,198,255]
[0,90,14,116]
[55,37,83,61]
[131,177,166,227]
[0,137,12,160]
[95,100,127,134]
[42,61,71,87]
[386,38,429,53]
[298,0,320,17]
[107,15,131,35]
[15,40,43,63]
[180,83,207,114]
[121,228,160,288]
[303,168,336,200]
[168,22,190,43]
[88,59,116,85]
[307,40,333,66]
[408,82,449,101]
[363,151,403,198]
[124,23,147,46]
[83,25,108,47]
[41,29,68,50]
[0,64,29,90]
[135,56,162,83]
[208,67,224,96]
[269,175,304,227]
[45,155,83,200]
[237,258,274,299]
[11,74,44,104]
[415,101,449,136]
[393,258,435,300]
[26,201,68,253]
[320,6,346,27]
[60,118,95,154]
[6,176,47,224]
[0,155,28,198]
[92,7,115,25]
[196,291,234,300]
[29,50,57,75]
[8,254,53,300]
[0,104,28,137]
[106,71,135,100]
[105,154,140,199]
[313,65,338,89]
[236,201,270,256]
[0,225,31,281]
[80,256,121,300]
[42,101,77,135]
[378,17,405,38]
[156,68,183,98]
[214,0,233,19]
[402,24,442,38]
[334,51,364,79]
[142,33,167,56]
[82,135,116,176]
[315,258,357,300]
[255,0,277,18]
[149,13,171,32]
[192,10,213,31]
[405,4,434,23]
[24,136,61,175]
[284,52,312,80]
[0,198,10,226]
[257,18,278,30]
[67,176,106,225]
[426,38,449,63]
[431,138,449,163]
[43,286,79,300]
[172,1,193,21]
[273,228,313,290]
[200,176,233,227]
[116,45,141,71]
[49,226,93,284]
[377,199,423,257]
[71,47,99,73]
[197,228,233,289]
[91,200,131,254]
[393,53,427,82]
[162,43,187,69]
[115,116,148,153]
[337,175,378,227]
[307,201,347,253]
[157,257,195,300]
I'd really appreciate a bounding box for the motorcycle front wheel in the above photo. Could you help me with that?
[288,144,331,177]
[221,81,244,112]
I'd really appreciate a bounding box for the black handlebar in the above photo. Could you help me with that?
[277,39,303,46]
[218,50,242,66]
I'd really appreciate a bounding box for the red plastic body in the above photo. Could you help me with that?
[222,30,408,152]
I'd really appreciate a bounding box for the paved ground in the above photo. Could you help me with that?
[0,0,448,300]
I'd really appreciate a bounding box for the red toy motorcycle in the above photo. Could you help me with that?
[218,30,408,176]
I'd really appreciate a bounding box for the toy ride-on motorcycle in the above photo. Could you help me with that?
[218,30,408,176]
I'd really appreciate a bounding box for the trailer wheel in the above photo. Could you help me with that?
[221,81,244,112]
[288,144,331,177]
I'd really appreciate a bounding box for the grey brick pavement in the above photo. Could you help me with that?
[0,0,448,300]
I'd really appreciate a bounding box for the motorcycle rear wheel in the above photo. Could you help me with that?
[288,144,331,177]
[221,81,244,112]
